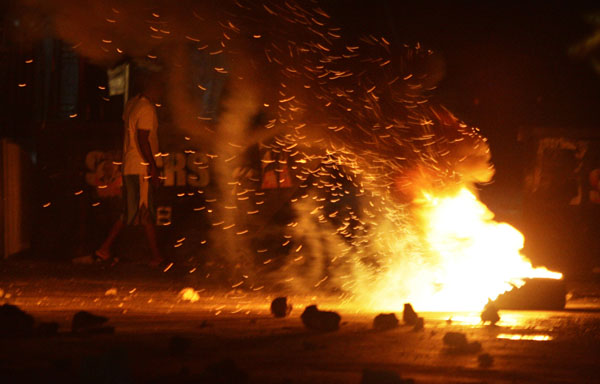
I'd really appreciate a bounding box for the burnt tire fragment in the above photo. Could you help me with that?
[402,303,418,326]
[443,331,482,354]
[0,304,35,338]
[271,296,292,318]
[301,305,341,332]
[373,313,399,331]
[72,310,110,333]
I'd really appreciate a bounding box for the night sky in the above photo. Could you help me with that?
[324,0,600,211]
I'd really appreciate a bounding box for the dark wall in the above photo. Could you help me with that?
[521,129,600,277]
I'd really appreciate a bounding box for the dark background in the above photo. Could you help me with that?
[324,0,600,206]
[2,0,600,274]
[323,1,600,274]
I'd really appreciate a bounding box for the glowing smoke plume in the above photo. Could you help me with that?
[12,0,557,310]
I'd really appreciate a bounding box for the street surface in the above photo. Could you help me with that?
[1,261,599,383]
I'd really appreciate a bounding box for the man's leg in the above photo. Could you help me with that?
[142,176,162,265]
[96,174,133,260]
[96,218,124,260]
[143,219,163,264]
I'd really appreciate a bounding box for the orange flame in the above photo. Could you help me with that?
[416,188,561,310]
[359,187,562,312]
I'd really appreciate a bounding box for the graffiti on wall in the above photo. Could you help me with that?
[85,150,211,197]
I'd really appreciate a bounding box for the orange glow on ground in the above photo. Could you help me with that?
[497,333,553,341]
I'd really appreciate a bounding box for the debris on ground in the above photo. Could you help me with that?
[301,305,341,332]
[72,310,113,334]
[200,358,249,384]
[443,331,467,347]
[494,278,566,310]
[481,299,500,325]
[412,316,424,331]
[360,368,415,384]
[0,303,35,337]
[402,303,418,326]
[270,296,292,318]
[478,353,494,367]
[373,313,399,331]
[443,331,482,354]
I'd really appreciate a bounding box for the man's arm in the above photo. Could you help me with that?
[137,129,159,187]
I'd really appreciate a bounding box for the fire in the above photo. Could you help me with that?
[398,187,561,311]
[354,187,562,312]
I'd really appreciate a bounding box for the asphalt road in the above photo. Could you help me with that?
[1,261,599,383]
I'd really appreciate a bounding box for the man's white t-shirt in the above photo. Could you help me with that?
[122,95,159,175]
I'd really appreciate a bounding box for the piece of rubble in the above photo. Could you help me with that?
[478,353,494,367]
[270,296,292,318]
[494,278,566,310]
[72,310,111,333]
[481,299,500,325]
[443,331,482,354]
[373,313,399,331]
[360,368,415,384]
[0,303,35,337]
[301,305,341,332]
[402,303,418,326]
[443,331,468,348]
[465,341,482,353]
[412,316,424,331]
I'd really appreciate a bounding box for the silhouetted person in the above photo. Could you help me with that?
[95,72,163,266]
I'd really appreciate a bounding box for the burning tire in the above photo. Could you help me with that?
[494,278,566,310]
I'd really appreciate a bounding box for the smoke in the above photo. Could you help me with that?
[13,0,496,302]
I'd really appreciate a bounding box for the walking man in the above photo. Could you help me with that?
[95,72,164,265]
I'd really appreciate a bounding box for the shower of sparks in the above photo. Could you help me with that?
[17,0,561,311]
